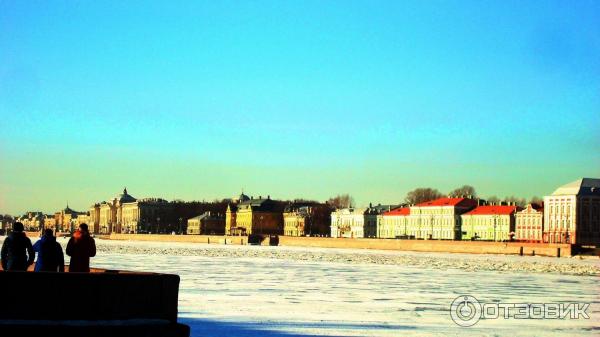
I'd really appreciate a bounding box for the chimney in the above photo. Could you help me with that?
[267,195,270,200]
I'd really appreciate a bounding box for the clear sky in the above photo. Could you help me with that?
[1,1,599,215]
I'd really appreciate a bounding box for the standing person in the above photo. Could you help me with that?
[66,223,96,272]
[33,229,65,272]
[1,222,35,271]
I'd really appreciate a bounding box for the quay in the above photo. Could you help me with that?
[106,233,574,257]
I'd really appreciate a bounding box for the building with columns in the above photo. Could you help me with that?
[544,178,600,245]
[461,205,518,241]
[406,198,478,240]
[88,204,100,234]
[515,203,544,242]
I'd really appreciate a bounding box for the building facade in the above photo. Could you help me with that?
[544,178,600,245]
[120,198,171,234]
[283,203,333,237]
[283,206,310,237]
[225,192,250,235]
[186,212,225,235]
[88,204,100,234]
[515,203,544,242]
[330,207,378,238]
[232,196,284,235]
[406,198,478,240]
[461,205,518,241]
[380,207,410,238]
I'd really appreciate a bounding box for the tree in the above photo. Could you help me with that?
[487,196,501,204]
[405,188,443,205]
[529,196,543,205]
[503,196,527,207]
[327,194,354,209]
[449,185,477,198]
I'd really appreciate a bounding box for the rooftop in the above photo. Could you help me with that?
[383,207,410,216]
[415,197,478,208]
[551,178,600,196]
[463,205,518,216]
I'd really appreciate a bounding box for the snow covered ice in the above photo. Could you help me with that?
[88,239,599,337]
[3,236,598,336]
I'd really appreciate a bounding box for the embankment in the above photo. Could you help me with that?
[108,233,571,257]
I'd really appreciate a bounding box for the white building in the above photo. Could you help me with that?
[330,208,374,238]
[544,178,600,245]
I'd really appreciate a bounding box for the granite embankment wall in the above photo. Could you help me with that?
[108,233,571,257]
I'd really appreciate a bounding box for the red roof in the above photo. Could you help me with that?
[383,207,410,216]
[415,197,477,207]
[463,205,517,216]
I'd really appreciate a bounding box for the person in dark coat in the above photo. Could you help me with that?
[33,229,65,272]
[1,222,35,271]
[66,223,96,272]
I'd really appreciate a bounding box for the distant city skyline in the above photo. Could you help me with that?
[1,1,599,215]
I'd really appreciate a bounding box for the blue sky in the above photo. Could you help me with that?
[1,1,599,214]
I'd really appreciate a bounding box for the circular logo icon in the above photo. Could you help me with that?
[450,295,482,327]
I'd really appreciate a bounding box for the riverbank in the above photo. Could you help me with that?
[107,233,576,257]
[93,239,599,277]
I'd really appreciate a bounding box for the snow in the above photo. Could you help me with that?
[3,236,599,336]
[89,239,599,337]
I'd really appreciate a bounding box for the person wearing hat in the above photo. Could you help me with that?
[1,222,35,271]
[33,228,65,272]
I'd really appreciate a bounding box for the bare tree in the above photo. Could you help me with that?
[449,185,477,198]
[405,188,443,205]
[487,196,501,205]
[327,194,354,209]
[529,196,543,205]
[503,196,527,207]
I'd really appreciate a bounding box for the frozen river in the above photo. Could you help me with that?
[85,239,599,337]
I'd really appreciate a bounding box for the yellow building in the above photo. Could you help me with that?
[225,193,251,235]
[230,196,283,235]
[380,207,410,238]
[88,204,100,234]
[120,198,170,234]
[406,198,478,240]
[283,206,309,236]
[55,205,82,233]
[460,205,518,241]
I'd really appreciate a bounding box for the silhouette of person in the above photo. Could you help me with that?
[66,223,96,272]
[33,228,65,272]
[1,222,35,271]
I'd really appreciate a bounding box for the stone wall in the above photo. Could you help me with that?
[110,233,247,245]
[108,233,571,257]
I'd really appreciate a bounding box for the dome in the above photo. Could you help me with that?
[117,187,137,203]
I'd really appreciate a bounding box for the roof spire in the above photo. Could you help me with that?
[124,187,128,194]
